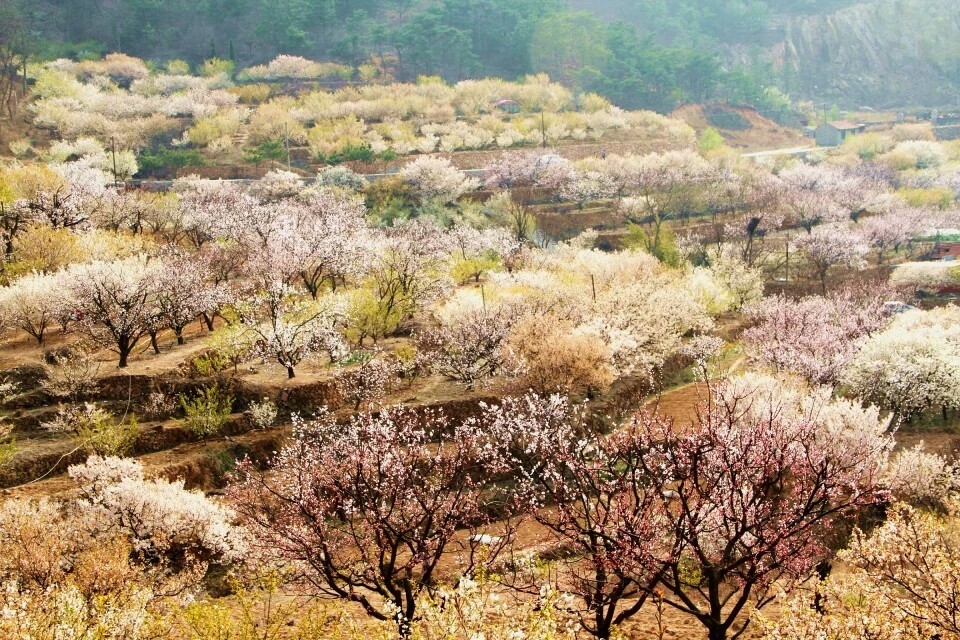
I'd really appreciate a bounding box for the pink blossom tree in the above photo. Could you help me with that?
[793,223,869,293]
[777,164,854,232]
[484,151,574,191]
[742,289,890,386]
[417,295,524,388]
[856,207,925,264]
[229,406,510,637]
[483,394,667,639]
[152,249,230,345]
[290,189,373,296]
[628,375,893,640]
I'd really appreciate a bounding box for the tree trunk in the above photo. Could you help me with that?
[708,626,726,640]
[149,331,160,354]
[286,366,295,379]
[202,312,215,331]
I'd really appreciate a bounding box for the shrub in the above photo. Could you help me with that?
[199,58,234,78]
[180,385,233,437]
[246,398,277,429]
[897,186,954,209]
[840,132,893,159]
[889,123,935,142]
[137,149,206,175]
[190,351,233,377]
[335,356,398,409]
[886,443,960,509]
[697,127,725,154]
[165,59,191,75]
[317,165,366,191]
[42,347,100,400]
[140,391,178,421]
[507,318,614,396]
[228,83,271,104]
[43,403,140,456]
[78,410,141,457]
[894,140,947,169]
[242,140,285,166]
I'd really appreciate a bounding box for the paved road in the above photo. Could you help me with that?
[741,146,815,159]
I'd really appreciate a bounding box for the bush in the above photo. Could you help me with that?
[180,385,233,437]
[506,317,614,396]
[137,149,206,175]
[317,165,366,191]
[199,58,235,78]
[894,140,948,169]
[43,403,140,456]
[246,398,277,429]
[317,143,390,165]
[886,443,960,509]
[242,140,285,165]
[897,187,954,209]
[697,127,724,154]
[78,410,141,457]
[42,347,100,400]
[840,132,893,159]
[190,350,233,377]
[228,83,272,104]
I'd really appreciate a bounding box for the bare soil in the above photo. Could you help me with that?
[671,104,809,151]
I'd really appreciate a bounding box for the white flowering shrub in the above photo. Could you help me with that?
[886,443,960,508]
[891,261,957,293]
[894,140,948,169]
[247,398,278,429]
[843,307,960,417]
[69,456,245,565]
[400,156,480,204]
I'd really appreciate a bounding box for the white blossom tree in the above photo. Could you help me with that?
[67,257,161,368]
[400,156,480,204]
[235,282,347,379]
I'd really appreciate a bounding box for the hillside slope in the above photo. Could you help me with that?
[766,0,960,107]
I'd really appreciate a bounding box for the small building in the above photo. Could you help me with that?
[815,121,866,147]
[494,99,520,114]
[932,242,960,261]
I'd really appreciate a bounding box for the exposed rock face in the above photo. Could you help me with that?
[585,0,960,108]
[775,0,960,107]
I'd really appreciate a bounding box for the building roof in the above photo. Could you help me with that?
[826,120,864,130]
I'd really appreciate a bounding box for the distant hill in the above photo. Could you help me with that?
[575,0,960,108]
[772,0,960,108]
[9,0,960,110]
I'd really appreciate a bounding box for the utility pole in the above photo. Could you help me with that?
[284,123,291,169]
[591,273,596,302]
[541,109,546,149]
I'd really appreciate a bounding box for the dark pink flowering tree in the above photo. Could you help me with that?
[741,289,890,386]
[229,406,510,637]
[483,394,668,640]
[629,375,893,640]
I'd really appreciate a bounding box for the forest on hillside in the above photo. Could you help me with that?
[2,0,958,110]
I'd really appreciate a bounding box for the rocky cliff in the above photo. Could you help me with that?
[773,0,960,107]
